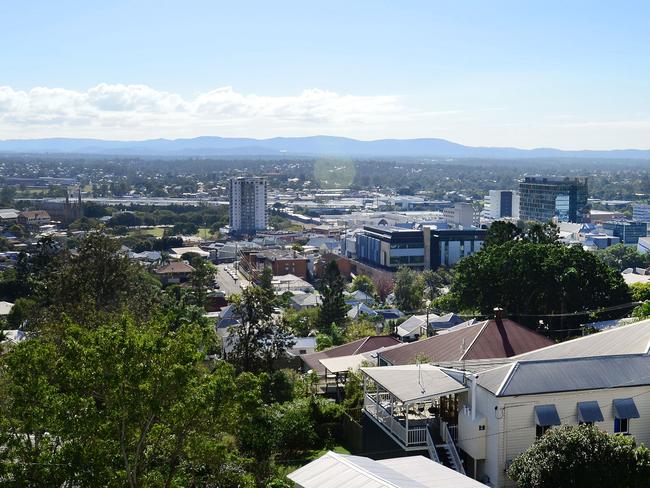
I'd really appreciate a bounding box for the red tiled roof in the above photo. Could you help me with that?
[301,336,400,374]
[379,319,553,365]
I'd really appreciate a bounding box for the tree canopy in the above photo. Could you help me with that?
[508,425,650,488]
[450,240,631,330]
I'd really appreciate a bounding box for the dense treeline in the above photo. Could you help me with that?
[0,235,350,487]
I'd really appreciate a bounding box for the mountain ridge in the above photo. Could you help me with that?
[1,135,649,159]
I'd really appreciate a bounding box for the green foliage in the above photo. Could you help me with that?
[598,243,650,272]
[452,241,631,329]
[4,297,38,330]
[172,221,199,236]
[508,425,650,488]
[341,370,364,420]
[41,233,162,327]
[318,260,348,333]
[344,319,379,342]
[633,301,650,319]
[393,266,424,312]
[485,220,524,247]
[350,274,376,297]
[229,285,295,373]
[283,307,319,336]
[629,282,650,302]
[0,317,241,488]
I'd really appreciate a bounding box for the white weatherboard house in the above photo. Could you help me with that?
[360,319,650,488]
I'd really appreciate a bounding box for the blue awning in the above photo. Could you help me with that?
[534,404,561,427]
[577,401,604,423]
[613,398,640,419]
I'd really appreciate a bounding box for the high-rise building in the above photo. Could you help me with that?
[488,190,520,220]
[518,176,589,223]
[229,177,268,235]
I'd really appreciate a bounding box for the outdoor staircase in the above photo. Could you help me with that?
[434,444,460,471]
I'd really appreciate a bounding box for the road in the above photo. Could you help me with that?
[215,264,250,297]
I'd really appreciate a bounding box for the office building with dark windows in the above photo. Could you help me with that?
[518,176,589,223]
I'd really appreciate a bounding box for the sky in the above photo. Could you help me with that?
[1,0,650,149]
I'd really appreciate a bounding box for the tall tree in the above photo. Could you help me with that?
[597,243,650,271]
[317,260,348,333]
[484,220,524,247]
[451,241,631,330]
[0,318,253,488]
[393,266,424,312]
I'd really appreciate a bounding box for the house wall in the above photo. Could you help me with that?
[477,385,650,488]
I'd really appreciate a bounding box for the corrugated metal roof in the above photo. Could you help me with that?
[490,354,650,397]
[301,336,400,374]
[288,451,484,488]
[512,319,650,361]
[477,320,650,394]
[361,364,467,403]
[379,319,552,366]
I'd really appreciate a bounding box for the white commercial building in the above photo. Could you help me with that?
[488,190,520,220]
[443,203,476,228]
[228,177,268,235]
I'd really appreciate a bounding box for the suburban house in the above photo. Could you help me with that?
[17,210,51,227]
[288,450,484,488]
[290,292,322,310]
[300,336,401,377]
[0,209,19,224]
[359,319,650,487]
[378,316,554,366]
[395,313,467,342]
[154,261,196,285]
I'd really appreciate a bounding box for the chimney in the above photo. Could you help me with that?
[493,307,505,322]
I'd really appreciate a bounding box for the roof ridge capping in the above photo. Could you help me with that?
[326,451,410,488]
[516,352,650,366]
[513,318,650,360]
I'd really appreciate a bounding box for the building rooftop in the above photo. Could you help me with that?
[288,451,484,488]
[478,354,650,397]
[301,336,401,375]
[379,318,553,365]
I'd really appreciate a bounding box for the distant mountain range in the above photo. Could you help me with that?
[1,135,649,159]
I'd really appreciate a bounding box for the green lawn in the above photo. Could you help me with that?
[128,227,165,238]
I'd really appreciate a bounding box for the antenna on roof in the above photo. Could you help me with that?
[418,362,425,394]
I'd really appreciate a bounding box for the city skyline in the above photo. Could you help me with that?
[2,1,650,149]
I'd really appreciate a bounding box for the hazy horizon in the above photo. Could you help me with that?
[2,1,650,150]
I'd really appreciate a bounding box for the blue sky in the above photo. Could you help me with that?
[1,0,649,148]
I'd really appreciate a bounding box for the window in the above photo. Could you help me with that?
[614,418,629,434]
[536,425,551,439]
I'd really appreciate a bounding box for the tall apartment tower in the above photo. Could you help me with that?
[229,177,268,235]
[518,176,589,223]
[488,190,520,220]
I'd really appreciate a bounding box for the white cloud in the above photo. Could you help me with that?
[0,83,406,138]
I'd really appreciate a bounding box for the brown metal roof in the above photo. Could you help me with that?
[301,336,400,374]
[462,318,554,360]
[379,319,553,365]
